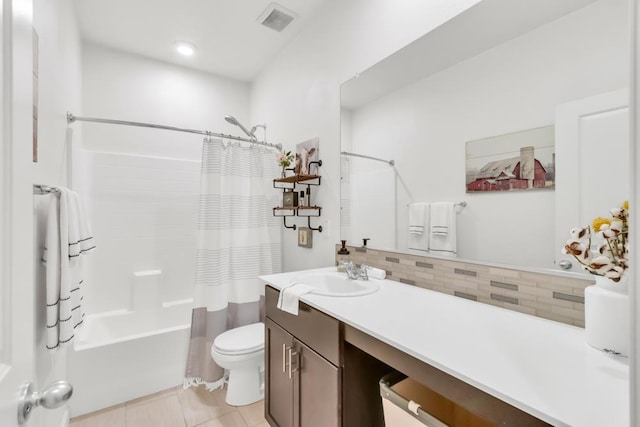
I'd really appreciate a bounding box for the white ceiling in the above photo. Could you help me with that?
[73,0,330,82]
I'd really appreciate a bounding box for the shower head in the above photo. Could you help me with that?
[224,115,256,140]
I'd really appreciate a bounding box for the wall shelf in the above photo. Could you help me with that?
[274,174,321,185]
[273,160,323,232]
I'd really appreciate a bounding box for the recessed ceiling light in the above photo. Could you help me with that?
[174,41,196,56]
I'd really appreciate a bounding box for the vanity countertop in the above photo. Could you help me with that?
[259,267,629,427]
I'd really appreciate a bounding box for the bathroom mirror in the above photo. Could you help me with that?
[339,0,629,270]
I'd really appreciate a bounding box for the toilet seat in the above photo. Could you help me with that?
[213,322,264,356]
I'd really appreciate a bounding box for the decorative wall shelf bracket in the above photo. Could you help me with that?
[307,217,322,232]
[283,217,297,230]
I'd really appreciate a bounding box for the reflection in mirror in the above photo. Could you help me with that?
[340,0,629,270]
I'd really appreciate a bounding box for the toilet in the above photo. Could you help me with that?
[211,322,265,406]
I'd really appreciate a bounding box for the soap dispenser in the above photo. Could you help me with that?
[337,240,350,254]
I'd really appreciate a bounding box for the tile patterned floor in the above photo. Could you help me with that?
[69,386,269,427]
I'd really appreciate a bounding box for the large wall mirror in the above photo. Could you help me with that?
[340,0,629,272]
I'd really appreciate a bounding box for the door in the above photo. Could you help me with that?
[555,89,629,273]
[265,319,294,427]
[296,340,340,427]
[0,0,37,425]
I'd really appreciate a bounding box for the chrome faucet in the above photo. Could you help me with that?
[343,261,368,280]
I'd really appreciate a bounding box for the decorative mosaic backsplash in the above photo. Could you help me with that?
[336,245,593,327]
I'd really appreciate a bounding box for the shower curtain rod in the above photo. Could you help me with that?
[340,151,395,166]
[66,112,282,151]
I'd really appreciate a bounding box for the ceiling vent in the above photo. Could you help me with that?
[257,3,296,32]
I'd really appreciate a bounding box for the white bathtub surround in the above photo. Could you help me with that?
[132,270,163,312]
[43,187,95,350]
[68,150,202,416]
[428,202,456,254]
[185,138,281,391]
[69,300,192,416]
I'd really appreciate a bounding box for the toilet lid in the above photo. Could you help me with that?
[213,322,264,355]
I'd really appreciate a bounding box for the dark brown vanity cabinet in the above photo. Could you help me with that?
[265,286,341,427]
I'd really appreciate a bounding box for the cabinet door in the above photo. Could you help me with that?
[266,319,295,427]
[296,340,341,427]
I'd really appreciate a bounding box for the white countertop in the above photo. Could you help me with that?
[260,267,629,427]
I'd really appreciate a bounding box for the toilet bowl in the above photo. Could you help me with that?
[211,322,265,406]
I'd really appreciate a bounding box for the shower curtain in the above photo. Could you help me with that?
[185,137,281,390]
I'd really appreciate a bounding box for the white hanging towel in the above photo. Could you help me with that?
[408,203,427,235]
[408,203,430,252]
[42,187,95,350]
[277,283,314,315]
[429,202,456,254]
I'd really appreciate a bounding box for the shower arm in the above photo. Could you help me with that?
[251,124,267,143]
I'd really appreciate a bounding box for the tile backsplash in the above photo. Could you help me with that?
[337,245,593,327]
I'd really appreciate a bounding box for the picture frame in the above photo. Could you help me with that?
[465,125,555,193]
[298,227,313,248]
[295,137,320,176]
[282,191,298,207]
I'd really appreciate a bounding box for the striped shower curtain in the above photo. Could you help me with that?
[185,138,281,390]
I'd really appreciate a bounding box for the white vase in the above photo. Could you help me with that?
[584,275,629,357]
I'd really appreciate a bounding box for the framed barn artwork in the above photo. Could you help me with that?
[465,125,555,193]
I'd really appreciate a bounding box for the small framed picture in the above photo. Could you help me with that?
[283,191,298,207]
[294,137,320,176]
[298,227,313,248]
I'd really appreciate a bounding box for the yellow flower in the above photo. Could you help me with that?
[592,217,611,232]
[623,200,629,210]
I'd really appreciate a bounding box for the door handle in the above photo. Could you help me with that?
[18,381,73,424]
[288,348,299,379]
[558,260,573,270]
[282,344,287,373]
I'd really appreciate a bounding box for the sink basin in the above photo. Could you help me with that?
[292,271,380,297]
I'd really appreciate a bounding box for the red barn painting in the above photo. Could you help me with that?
[465,125,555,193]
[467,146,548,192]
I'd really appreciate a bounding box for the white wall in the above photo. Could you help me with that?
[252,0,483,272]
[81,43,252,160]
[32,0,83,425]
[347,0,628,268]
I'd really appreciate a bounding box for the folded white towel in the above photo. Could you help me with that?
[408,203,430,251]
[408,203,428,235]
[277,283,314,315]
[429,202,456,254]
[73,192,96,255]
[365,266,386,280]
[431,225,449,236]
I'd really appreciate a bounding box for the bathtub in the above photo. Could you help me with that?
[68,299,193,417]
